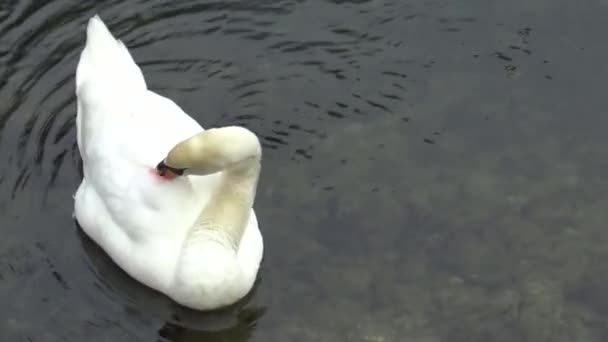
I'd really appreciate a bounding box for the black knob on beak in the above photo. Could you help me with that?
[156,160,185,176]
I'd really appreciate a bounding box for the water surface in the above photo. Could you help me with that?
[1,0,608,341]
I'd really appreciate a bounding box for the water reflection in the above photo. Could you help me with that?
[157,307,265,342]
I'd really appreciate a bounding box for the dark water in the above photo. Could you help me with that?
[2,0,608,341]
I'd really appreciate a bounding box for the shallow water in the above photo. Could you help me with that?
[2,0,608,341]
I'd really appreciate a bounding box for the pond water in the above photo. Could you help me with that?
[2,0,608,341]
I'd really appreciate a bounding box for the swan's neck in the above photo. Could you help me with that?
[191,159,260,251]
[164,126,262,252]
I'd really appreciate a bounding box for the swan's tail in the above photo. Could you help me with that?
[76,14,146,93]
[75,15,147,161]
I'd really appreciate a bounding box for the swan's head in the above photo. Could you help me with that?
[157,126,261,177]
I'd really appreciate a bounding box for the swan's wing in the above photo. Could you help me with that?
[75,14,214,243]
[75,14,205,169]
[76,82,210,241]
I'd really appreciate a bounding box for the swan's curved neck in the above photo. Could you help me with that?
[164,127,262,252]
[192,159,260,251]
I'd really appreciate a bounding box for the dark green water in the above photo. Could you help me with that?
[1,0,608,341]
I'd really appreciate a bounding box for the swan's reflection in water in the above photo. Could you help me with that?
[76,225,266,342]
[157,305,265,342]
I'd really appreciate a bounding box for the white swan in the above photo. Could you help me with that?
[73,15,263,311]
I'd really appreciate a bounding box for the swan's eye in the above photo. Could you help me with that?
[156,160,185,177]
